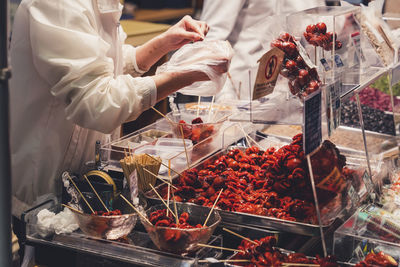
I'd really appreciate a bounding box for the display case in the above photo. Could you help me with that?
[333,204,400,264]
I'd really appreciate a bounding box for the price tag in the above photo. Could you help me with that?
[349,185,360,206]
[326,80,341,136]
[362,171,374,194]
[320,58,331,71]
[303,90,322,155]
[252,47,285,100]
[354,245,365,261]
[334,54,344,68]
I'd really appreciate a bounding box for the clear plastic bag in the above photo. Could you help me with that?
[156,40,233,96]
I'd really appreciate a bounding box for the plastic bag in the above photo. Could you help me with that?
[156,40,234,96]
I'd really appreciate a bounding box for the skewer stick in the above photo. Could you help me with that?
[198,259,251,263]
[169,160,179,225]
[151,106,174,125]
[197,243,244,253]
[146,154,180,176]
[66,173,95,214]
[149,183,178,220]
[119,194,153,225]
[203,189,223,227]
[238,123,263,150]
[227,72,239,99]
[282,264,320,267]
[179,125,190,168]
[166,183,170,217]
[206,96,215,123]
[62,204,83,214]
[196,96,201,117]
[143,168,177,189]
[222,227,258,245]
[83,175,109,212]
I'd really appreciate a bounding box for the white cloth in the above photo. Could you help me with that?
[200,0,326,101]
[10,0,157,216]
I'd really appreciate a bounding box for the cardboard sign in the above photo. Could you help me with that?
[252,47,284,100]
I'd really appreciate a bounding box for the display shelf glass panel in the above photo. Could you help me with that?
[287,6,386,96]
[333,204,400,264]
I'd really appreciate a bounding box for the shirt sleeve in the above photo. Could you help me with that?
[200,0,246,41]
[27,1,157,134]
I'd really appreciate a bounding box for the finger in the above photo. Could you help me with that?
[205,24,210,36]
[178,30,204,42]
[199,22,208,37]
[183,17,205,39]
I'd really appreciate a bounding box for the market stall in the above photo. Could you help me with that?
[21,4,400,267]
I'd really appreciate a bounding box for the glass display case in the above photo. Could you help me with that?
[333,204,400,264]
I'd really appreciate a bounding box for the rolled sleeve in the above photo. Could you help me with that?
[123,44,148,77]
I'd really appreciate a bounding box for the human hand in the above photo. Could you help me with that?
[160,15,209,52]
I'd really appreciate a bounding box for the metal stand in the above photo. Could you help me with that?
[0,0,12,266]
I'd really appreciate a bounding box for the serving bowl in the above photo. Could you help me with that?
[140,204,221,254]
[70,195,144,240]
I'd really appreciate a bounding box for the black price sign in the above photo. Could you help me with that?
[303,90,322,155]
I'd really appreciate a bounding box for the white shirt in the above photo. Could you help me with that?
[10,0,157,216]
[200,0,326,101]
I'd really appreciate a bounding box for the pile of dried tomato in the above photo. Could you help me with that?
[232,235,339,266]
[159,133,351,224]
[93,209,122,216]
[355,251,397,267]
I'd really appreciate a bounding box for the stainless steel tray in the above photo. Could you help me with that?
[23,200,223,267]
[145,149,338,236]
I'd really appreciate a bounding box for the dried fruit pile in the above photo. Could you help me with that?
[149,209,202,229]
[93,209,121,216]
[303,22,342,51]
[232,236,339,266]
[271,33,321,97]
[340,101,395,135]
[160,134,351,224]
[355,251,397,267]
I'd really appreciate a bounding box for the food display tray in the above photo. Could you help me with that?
[22,200,223,267]
[145,150,336,237]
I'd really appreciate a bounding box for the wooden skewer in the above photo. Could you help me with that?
[196,96,201,117]
[222,227,258,245]
[169,160,179,225]
[166,183,170,217]
[179,125,190,168]
[149,183,178,220]
[146,154,181,176]
[66,173,95,214]
[83,175,110,212]
[238,123,263,150]
[198,259,251,263]
[62,204,83,214]
[203,189,223,227]
[151,106,174,125]
[119,194,153,226]
[206,96,215,123]
[282,264,320,267]
[197,243,244,253]
[143,168,178,190]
